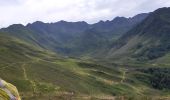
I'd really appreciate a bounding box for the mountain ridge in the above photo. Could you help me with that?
[107,7,170,62]
[0,13,148,56]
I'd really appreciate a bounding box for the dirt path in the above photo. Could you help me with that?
[30,80,37,94]
[121,70,126,83]
[22,63,29,80]
[21,62,38,95]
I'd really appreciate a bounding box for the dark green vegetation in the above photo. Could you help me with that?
[0,7,170,100]
[138,68,170,90]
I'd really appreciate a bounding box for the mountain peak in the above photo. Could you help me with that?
[8,24,25,28]
[112,17,127,23]
[28,21,45,25]
[154,7,170,13]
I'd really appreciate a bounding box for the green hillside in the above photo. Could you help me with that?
[107,7,170,64]
[0,13,147,57]
[0,7,170,100]
[0,31,169,100]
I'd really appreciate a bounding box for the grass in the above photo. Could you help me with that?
[0,32,170,100]
[1,55,169,99]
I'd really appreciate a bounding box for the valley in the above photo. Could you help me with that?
[0,7,170,100]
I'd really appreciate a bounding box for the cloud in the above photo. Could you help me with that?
[0,0,170,27]
[0,0,18,6]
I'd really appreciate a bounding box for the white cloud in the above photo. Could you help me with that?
[0,0,170,27]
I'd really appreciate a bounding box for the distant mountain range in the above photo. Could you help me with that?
[0,8,170,61]
[1,8,170,62]
[0,12,148,57]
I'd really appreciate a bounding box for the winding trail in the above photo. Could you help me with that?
[22,63,28,80]
[0,57,45,99]
[21,62,37,94]
[120,70,126,83]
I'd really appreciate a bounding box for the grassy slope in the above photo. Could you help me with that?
[151,53,170,67]
[107,8,170,65]
[0,32,170,100]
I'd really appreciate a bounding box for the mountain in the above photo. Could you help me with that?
[107,7,170,63]
[91,13,148,39]
[1,7,170,100]
[75,13,148,57]
[27,21,89,43]
[0,13,148,56]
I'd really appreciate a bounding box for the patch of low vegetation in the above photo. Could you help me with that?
[138,68,170,90]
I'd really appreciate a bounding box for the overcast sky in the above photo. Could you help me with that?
[0,0,170,27]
